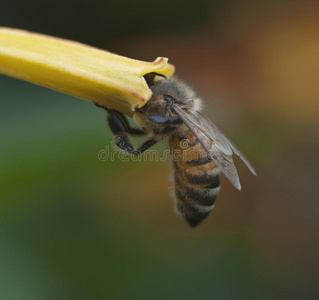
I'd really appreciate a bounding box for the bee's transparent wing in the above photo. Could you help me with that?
[196,111,257,176]
[225,137,257,176]
[171,104,256,190]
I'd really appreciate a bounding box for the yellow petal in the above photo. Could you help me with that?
[0,27,175,117]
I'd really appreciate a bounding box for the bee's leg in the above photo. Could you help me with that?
[95,103,145,136]
[128,128,145,136]
[95,103,155,154]
[106,109,130,136]
[114,135,157,155]
[148,115,182,125]
[107,111,145,136]
[103,107,155,155]
[104,109,137,153]
[137,138,157,153]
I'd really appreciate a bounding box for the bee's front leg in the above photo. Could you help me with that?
[115,136,157,156]
[103,107,156,155]
[95,103,145,136]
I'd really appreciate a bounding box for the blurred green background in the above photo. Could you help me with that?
[1,0,319,299]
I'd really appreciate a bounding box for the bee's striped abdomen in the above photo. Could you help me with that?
[174,167,220,227]
[170,133,221,227]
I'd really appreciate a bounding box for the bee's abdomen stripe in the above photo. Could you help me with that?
[178,137,199,147]
[184,184,220,206]
[174,184,218,227]
[175,186,183,201]
[184,171,220,187]
[174,174,181,186]
[186,156,213,166]
[177,202,212,228]
[188,139,199,147]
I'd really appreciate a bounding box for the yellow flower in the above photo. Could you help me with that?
[0,27,175,117]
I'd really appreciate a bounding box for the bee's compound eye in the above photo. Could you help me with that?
[164,95,173,102]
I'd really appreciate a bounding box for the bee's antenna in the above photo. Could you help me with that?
[148,72,167,79]
[144,72,167,86]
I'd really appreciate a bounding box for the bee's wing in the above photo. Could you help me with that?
[196,111,257,176]
[171,104,256,190]
[224,135,257,176]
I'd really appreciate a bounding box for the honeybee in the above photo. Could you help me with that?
[96,74,256,227]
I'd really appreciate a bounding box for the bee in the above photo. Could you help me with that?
[96,74,256,227]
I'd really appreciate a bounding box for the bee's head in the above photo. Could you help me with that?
[149,77,202,112]
[136,77,202,132]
